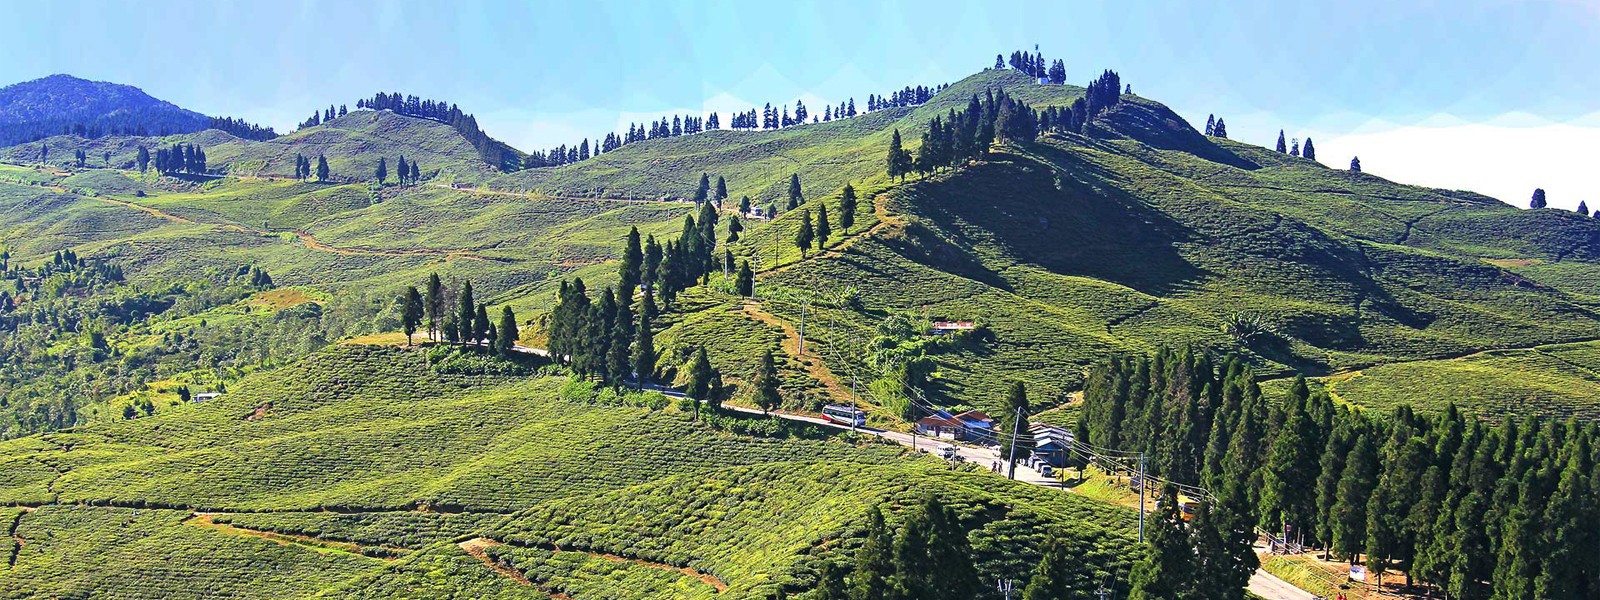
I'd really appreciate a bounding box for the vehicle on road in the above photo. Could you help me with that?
[821,404,867,427]
[938,444,957,460]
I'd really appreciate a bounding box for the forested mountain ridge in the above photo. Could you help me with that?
[0,74,212,147]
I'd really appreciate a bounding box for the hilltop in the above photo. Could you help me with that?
[0,74,210,147]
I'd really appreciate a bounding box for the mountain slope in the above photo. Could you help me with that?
[0,74,210,146]
[0,109,503,183]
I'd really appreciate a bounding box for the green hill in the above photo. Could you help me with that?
[7,66,1600,427]
[0,345,1139,599]
[1,109,501,182]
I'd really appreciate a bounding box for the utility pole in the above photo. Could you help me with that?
[1138,453,1146,543]
[1006,405,1024,480]
[996,579,1015,600]
[1094,586,1112,600]
[797,299,807,356]
[850,376,859,432]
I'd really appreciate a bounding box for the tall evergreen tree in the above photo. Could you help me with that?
[887,129,911,181]
[376,157,388,184]
[1020,536,1074,600]
[1332,433,1378,561]
[495,306,518,356]
[816,205,831,249]
[425,273,444,341]
[401,286,423,346]
[1349,156,1361,172]
[1531,188,1547,208]
[795,209,815,256]
[1302,138,1316,161]
[838,183,858,232]
[632,289,656,389]
[754,349,780,413]
[1276,130,1287,153]
[851,506,894,600]
[1129,484,1194,600]
[787,173,804,209]
[456,281,475,345]
[736,260,754,297]
[619,226,643,301]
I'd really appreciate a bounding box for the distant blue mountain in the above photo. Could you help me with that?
[0,74,210,147]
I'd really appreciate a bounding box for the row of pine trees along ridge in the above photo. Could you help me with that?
[1074,347,1600,598]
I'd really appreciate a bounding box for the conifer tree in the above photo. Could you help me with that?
[643,235,662,291]
[317,154,330,181]
[727,216,743,243]
[1332,433,1378,561]
[816,205,831,249]
[739,195,751,216]
[1205,114,1216,136]
[456,281,475,345]
[1531,188,1547,208]
[851,506,893,600]
[401,286,423,346]
[607,303,632,388]
[1276,130,1287,153]
[1302,138,1316,161]
[1020,537,1074,600]
[376,157,388,184]
[1350,156,1361,172]
[1129,484,1194,600]
[426,273,444,341]
[473,303,491,347]
[887,129,911,181]
[754,349,780,413]
[619,226,643,301]
[1576,200,1589,216]
[1213,118,1228,138]
[136,146,149,173]
[686,346,714,402]
[839,183,857,232]
[632,289,656,390]
[788,173,804,209]
[495,306,518,356]
[714,175,728,205]
[694,172,710,204]
[795,209,815,256]
[736,260,754,297]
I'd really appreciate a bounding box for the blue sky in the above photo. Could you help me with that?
[3,0,1597,207]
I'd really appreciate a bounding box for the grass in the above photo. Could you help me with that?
[0,344,1143,599]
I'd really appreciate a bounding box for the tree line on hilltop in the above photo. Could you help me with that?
[885,70,1124,182]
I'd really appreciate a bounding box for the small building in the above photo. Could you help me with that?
[749,206,770,220]
[915,410,962,439]
[930,321,975,335]
[1037,76,1049,85]
[192,392,222,403]
[953,410,995,442]
[1029,423,1075,467]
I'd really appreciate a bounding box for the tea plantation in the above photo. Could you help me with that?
[0,345,1140,598]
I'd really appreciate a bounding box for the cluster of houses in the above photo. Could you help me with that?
[914,409,1076,468]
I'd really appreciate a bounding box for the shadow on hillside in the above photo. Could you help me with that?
[1085,100,1259,171]
[895,153,1206,297]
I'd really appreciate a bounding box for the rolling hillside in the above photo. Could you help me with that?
[0,345,1140,599]
[6,66,1600,427]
